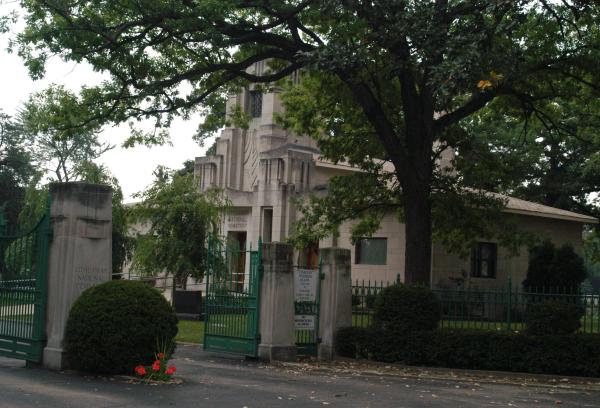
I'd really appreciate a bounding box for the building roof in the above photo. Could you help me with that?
[502,194,598,224]
[313,155,598,225]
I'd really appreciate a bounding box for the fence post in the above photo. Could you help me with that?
[43,182,112,370]
[318,248,352,360]
[258,242,296,362]
[507,276,512,331]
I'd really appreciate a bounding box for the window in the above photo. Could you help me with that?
[355,238,387,265]
[249,90,262,118]
[471,242,497,278]
[262,208,273,243]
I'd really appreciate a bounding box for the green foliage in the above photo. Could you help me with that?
[525,300,584,335]
[17,175,48,231]
[2,235,35,280]
[16,1,600,283]
[0,111,36,230]
[372,284,441,333]
[334,326,370,359]
[129,169,227,284]
[524,241,587,289]
[65,280,178,375]
[19,85,112,182]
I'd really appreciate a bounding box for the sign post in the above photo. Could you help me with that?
[293,266,321,355]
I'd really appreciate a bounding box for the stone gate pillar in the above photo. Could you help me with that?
[43,182,112,370]
[258,242,296,362]
[318,248,352,360]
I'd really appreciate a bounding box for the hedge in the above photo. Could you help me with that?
[372,284,440,332]
[65,280,178,374]
[336,327,600,377]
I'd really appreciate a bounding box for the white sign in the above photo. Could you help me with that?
[294,268,318,302]
[295,315,316,330]
[225,208,250,231]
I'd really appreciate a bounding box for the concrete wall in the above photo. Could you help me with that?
[317,210,585,288]
[333,212,406,283]
[432,214,584,289]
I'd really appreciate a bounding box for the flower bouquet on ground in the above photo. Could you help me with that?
[132,341,179,384]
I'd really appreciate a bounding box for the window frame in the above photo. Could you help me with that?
[355,237,388,266]
[470,242,498,279]
[248,90,263,118]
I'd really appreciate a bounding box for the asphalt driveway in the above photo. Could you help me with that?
[0,344,599,407]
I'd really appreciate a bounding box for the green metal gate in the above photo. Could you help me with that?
[0,200,50,362]
[294,263,322,356]
[203,239,262,357]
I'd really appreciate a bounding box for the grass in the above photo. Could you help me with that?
[176,314,254,344]
[0,293,35,305]
[176,320,204,344]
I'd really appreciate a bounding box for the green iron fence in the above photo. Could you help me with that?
[0,199,51,362]
[352,278,600,334]
[203,238,262,357]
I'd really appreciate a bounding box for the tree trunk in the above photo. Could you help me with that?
[401,107,434,286]
[403,183,432,286]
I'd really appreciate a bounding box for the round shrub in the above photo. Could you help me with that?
[65,280,178,374]
[372,284,441,332]
[526,300,584,335]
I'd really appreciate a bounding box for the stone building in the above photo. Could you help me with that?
[194,73,597,289]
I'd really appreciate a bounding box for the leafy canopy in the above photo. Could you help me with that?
[15,1,600,282]
[19,85,112,182]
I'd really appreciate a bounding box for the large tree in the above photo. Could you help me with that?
[16,1,600,284]
[19,85,112,182]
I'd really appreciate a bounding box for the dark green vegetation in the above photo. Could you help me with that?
[338,283,600,376]
[525,300,584,335]
[524,241,587,289]
[0,112,35,231]
[372,284,441,332]
[65,280,178,375]
[341,328,600,377]
[16,1,600,284]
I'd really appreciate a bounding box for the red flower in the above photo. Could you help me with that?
[134,365,147,376]
[157,352,165,360]
[165,366,176,376]
[152,360,161,372]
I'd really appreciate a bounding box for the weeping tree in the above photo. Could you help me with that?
[129,169,228,287]
[16,1,600,284]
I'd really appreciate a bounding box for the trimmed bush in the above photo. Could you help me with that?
[372,284,440,332]
[368,329,600,377]
[524,241,586,289]
[65,280,178,375]
[526,300,584,335]
[334,327,370,359]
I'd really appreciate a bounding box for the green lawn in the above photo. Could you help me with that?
[176,320,204,344]
[0,293,35,305]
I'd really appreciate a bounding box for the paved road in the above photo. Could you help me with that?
[0,344,599,407]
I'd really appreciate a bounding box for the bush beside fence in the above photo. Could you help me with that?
[337,327,600,377]
[352,279,600,333]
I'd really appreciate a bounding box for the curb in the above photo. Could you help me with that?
[272,359,600,392]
